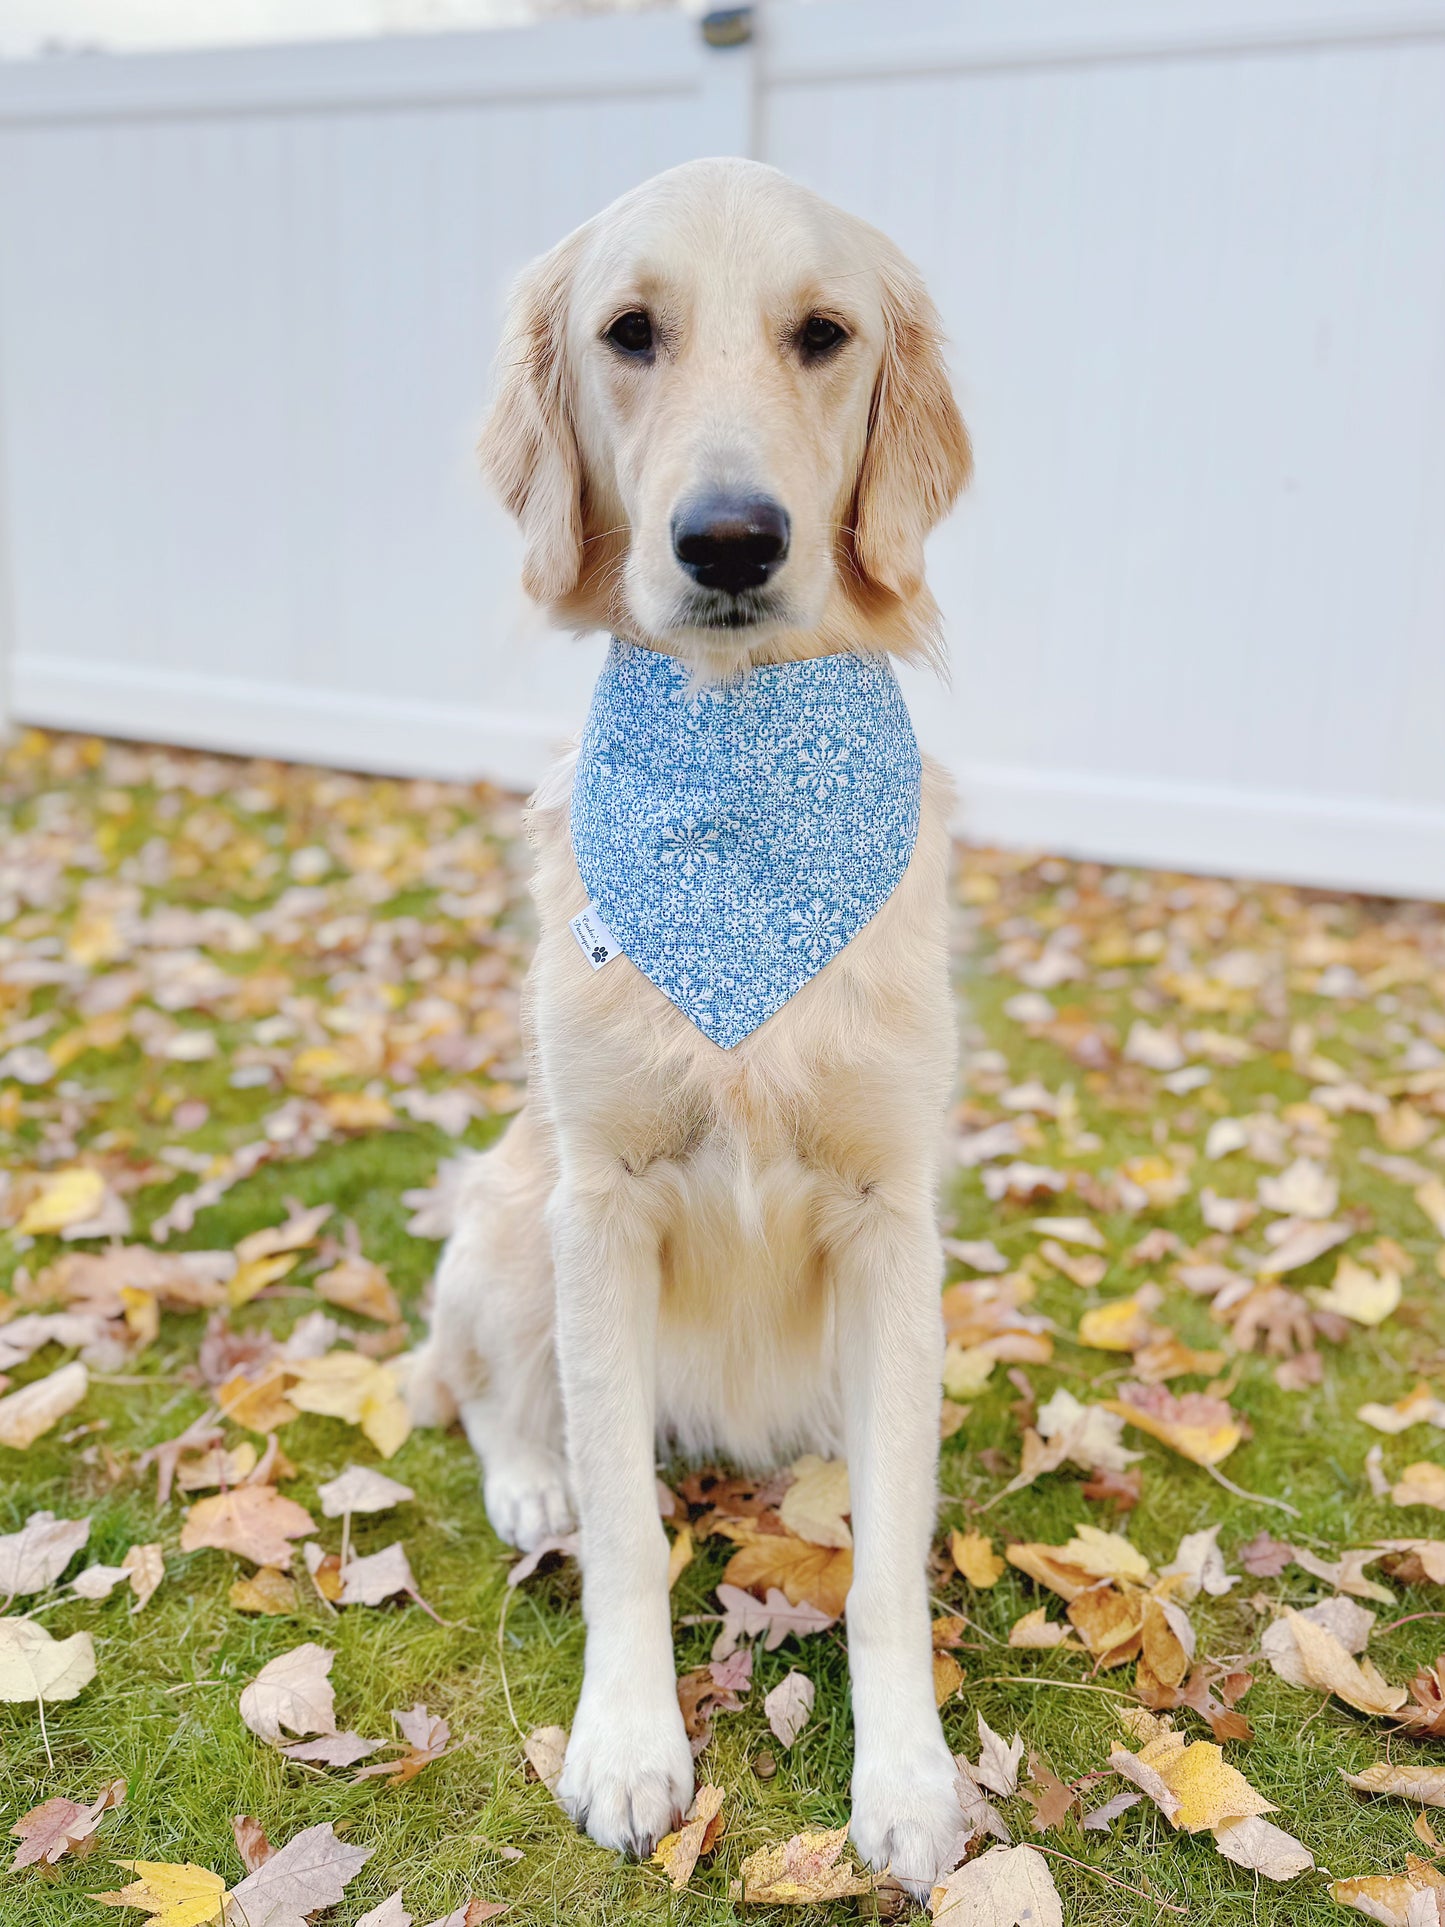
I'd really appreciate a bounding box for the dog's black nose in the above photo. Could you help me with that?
[672,493,790,595]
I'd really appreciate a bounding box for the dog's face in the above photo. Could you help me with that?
[482,160,970,666]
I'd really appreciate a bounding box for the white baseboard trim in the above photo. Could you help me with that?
[13,657,1445,900]
[959,761,1445,901]
[11,655,574,793]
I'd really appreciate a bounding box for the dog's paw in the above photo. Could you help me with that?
[850,1743,971,1899]
[557,1695,694,1858]
[483,1448,576,1552]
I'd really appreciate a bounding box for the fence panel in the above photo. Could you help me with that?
[2,0,1444,892]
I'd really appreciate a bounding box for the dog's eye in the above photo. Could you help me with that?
[799,315,848,359]
[605,310,653,358]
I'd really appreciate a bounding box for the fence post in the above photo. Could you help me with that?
[696,4,761,158]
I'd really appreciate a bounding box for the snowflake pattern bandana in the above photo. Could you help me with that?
[570,639,922,1048]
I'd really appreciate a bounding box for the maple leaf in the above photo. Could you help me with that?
[313,1255,401,1324]
[93,1860,228,1927]
[731,1827,874,1905]
[1273,1610,1406,1716]
[930,1844,1062,1925]
[353,1704,455,1784]
[355,1896,412,1927]
[180,1487,315,1570]
[717,1521,852,1620]
[0,1359,89,1448]
[238,1642,337,1745]
[653,1785,726,1891]
[1331,1856,1445,1925]
[9,1778,124,1870]
[1212,1814,1314,1880]
[316,1465,414,1518]
[950,1528,1004,1586]
[0,1618,97,1703]
[17,1167,108,1236]
[338,1542,416,1606]
[224,1820,371,1927]
[286,1352,411,1458]
[971,1713,1024,1798]
[1104,1381,1243,1466]
[0,1509,90,1597]
[230,1567,297,1615]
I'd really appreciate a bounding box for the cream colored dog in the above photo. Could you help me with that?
[405,157,972,1893]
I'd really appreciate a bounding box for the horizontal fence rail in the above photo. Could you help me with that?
[1,0,1443,895]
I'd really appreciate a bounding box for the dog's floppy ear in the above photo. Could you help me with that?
[480,236,584,604]
[852,256,972,603]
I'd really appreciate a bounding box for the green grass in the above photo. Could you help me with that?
[4,737,1445,1924]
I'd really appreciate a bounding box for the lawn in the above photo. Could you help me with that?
[3,727,1445,1926]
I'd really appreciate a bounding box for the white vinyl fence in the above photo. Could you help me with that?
[1,0,1443,896]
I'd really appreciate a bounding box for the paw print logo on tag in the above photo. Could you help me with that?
[569,903,621,973]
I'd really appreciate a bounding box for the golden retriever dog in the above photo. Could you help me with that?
[404,156,972,1892]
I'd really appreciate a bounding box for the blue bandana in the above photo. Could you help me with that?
[569,639,921,1048]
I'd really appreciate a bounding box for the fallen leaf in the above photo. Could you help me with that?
[1104,1382,1243,1466]
[1261,1595,1377,1687]
[1258,1157,1338,1219]
[973,1714,1025,1798]
[0,1360,89,1448]
[238,1642,336,1745]
[181,1488,316,1570]
[123,1543,165,1612]
[313,1256,402,1325]
[1395,1464,1445,1512]
[930,1843,1062,1925]
[338,1542,416,1606]
[711,1582,836,1660]
[1311,1256,1402,1327]
[1160,1525,1238,1602]
[224,1820,371,1927]
[421,1905,508,1927]
[317,1465,414,1518]
[1019,1753,1078,1832]
[668,1523,695,1590]
[9,1779,124,1870]
[18,1167,107,1236]
[1277,1609,1406,1716]
[230,1567,298,1615]
[779,1455,851,1548]
[1344,1763,1445,1809]
[94,1860,227,1927]
[763,1671,814,1748]
[353,1704,455,1784]
[654,1785,726,1891]
[0,1510,90,1597]
[719,1522,852,1620]
[1358,1384,1445,1435]
[228,1252,301,1310]
[287,1352,411,1458]
[231,1816,274,1876]
[355,1895,412,1927]
[951,1528,1004,1587]
[1211,1814,1314,1880]
[1081,1789,1141,1833]
[1331,1856,1445,1925]
[0,1618,97,1702]
[731,1827,874,1905]
[1416,1179,1445,1238]
[1007,1608,1079,1650]
[280,1730,380,1766]
[523,1725,567,1794]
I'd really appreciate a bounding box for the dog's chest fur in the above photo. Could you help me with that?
[520,750,957,1463]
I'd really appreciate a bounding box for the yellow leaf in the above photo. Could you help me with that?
[94,1861,228,1927]
[1331,1858,1445,1925]
[1282,1609,1407,1717]
[322,1091,395,1131]
[1416,1179,1445,1239]
[216,1370,299,1433]
[950,1529,1004,1588]
[932,1652,964,1705]
[1056,1525,1151,1584]
[1394,1463,1445,1511]
[1078,1298,1153,1351]
[287,1353,411,1459]
[942,1344,997,1398]
[654,1785,726,1892]
[18,1169,106,1236]
[1104,1386,1243,1466]
[730,1827,874,1905]
[1152,1740,1274,1832]
[667,1525,695,1591]
[230,1566,298,1615]
[1310,1257,1402,1327]
[313,1257,401,1325]
[779,1455,851,1549]
[719,1521,853,1620]
[227,1251,300,1309]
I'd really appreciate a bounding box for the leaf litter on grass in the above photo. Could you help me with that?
[8,735,1445,1919]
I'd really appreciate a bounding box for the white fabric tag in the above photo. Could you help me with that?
[569,900,620,970]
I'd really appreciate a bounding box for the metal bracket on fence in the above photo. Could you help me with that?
[700,6,753,48]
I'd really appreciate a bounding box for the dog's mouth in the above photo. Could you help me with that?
[671,587,787,633]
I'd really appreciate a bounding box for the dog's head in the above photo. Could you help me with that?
[481,158,971,669]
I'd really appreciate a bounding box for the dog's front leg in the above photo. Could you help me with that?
[550,1167,693,1856]
[834,1189,966,1896]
